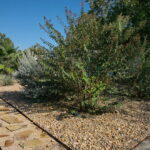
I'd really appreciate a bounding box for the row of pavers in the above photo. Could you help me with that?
[0,99,65,150]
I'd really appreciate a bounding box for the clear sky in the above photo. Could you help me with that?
[0,0,89,50]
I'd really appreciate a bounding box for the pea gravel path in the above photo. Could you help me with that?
[0,84,150,150]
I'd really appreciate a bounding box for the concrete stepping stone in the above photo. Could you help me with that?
[40,132,49,138]
[51,144,66,150]
[1,115,23,124]
[4,139,14,147]
[0,106,10,111]
[0,112,8,116]
[0,127,9,135]
[6,124,27,132]
[0,135,9,138]
[15,130,33,140]
[20,139,42,148]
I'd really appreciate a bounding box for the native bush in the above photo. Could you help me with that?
[131,49,150,98]
[17,3,150,113]
[57,59,106,111]
[17,49,45,98]
[0,74,15,86]
[86,0,150,98]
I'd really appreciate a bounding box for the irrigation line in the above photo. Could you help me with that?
[0,97,72,150]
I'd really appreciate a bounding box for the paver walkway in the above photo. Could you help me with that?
[0,99,65,150]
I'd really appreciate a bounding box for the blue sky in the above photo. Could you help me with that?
[0,0,89,50]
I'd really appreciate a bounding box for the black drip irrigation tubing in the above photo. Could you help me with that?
[0,97,72,150]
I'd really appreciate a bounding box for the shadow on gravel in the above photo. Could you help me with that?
[0,90,50,114]
[0,90,80,117]
[0,90,104,121]
[0,90,81,116]
[0,85,150,123]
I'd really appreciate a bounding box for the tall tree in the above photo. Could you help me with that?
[0,33,18,74]
[87,0,150,41]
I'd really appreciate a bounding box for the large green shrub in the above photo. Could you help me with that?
[86,0,150,98]
[17,46,106,111]
[17,2,150,114]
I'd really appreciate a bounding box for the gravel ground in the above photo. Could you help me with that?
[0,84,150,150]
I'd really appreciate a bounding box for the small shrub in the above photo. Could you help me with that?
[16,49,46,98]
[0,75,15,86]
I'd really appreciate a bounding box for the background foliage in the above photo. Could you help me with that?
[0,33,19,74]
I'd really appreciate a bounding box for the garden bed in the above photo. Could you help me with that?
[0,84,149,150]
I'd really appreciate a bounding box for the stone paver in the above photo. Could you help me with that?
[6,124,27,132]
[1,115,23,124]
[20,139,42,148]
[0,99,61,150]
[0,127,9,136]
[0,112,8,116]
[0,106,10,111]
[40,132,49,138]
[4,140,14,147]
[15,130,33,140]
[0,135,9,138]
